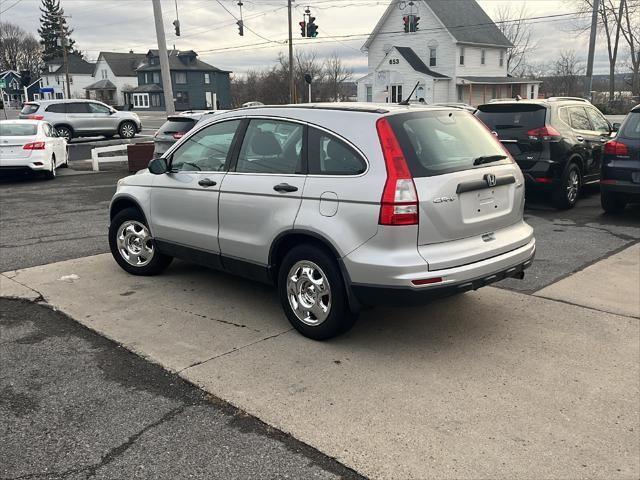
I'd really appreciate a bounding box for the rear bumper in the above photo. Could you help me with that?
[600,180,640,196]
[350,239,536,307]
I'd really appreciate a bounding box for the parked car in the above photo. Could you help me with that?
[475,98,614,209]
[0,119,68,179]
[154,111,229,157]
[601,104,640,213]
[19,99,142,142]
[108,103,535,340]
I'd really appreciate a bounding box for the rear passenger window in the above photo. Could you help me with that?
[46,103,67,113]
[569,107,591,131]
[236,119,303,174]
[66,103,90,114]
[308,128,366,175]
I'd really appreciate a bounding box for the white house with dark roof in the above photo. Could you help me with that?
[356,0,541,106]
[41,54,95,100]
[85,51,146,106]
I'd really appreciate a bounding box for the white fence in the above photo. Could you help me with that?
[91,144,128,172]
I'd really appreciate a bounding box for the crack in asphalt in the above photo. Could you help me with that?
[163,305,262,333]
[578,223,640,242]
[177,328,293,374]
[0,406,187,480]
[533,294,640,320]
[0,273,46,304]
[1,234,106,249]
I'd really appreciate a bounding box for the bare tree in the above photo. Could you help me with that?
[0,22,43,77]
[619,0,640,97]
[495,4,537,75]
[323,51,352,101]
[545,50,585,96]
[571,0,626,100]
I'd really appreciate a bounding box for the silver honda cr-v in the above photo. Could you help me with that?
[108,103,535,340]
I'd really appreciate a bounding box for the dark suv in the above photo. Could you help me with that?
[600,104,640,213]
[476,98,615,209]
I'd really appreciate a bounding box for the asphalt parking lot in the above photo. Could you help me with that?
[1,167,639,479]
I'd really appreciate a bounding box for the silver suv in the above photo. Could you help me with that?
[19,99,142,141]
[108,104,535,340]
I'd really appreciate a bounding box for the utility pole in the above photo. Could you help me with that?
[152,0,176,115]
[58,16,71,99]
[288,0,295,104]
[584,0,600,100]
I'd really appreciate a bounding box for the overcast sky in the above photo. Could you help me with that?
[0,0,629,77]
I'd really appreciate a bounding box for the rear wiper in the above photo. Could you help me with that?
[473,155,508,166]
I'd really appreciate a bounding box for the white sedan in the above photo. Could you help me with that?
[0,120,68,179]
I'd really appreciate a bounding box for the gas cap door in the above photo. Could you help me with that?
[319,191,338,217]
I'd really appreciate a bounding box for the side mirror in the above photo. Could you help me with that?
[148,157,168,175]
[612,122,621,132]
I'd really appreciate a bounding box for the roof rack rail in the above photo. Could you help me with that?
[547,96,590,103]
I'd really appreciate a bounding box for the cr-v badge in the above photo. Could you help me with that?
[433,196,456,203]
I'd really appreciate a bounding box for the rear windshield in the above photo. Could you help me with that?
[475,104,546,133]
[387,110,511,177]
[0,123,37,136]
[20,103,39,115]
[620,111,640,139]
[158,118,196,134]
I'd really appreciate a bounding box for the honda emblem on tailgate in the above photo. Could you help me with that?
[485,173,497,187]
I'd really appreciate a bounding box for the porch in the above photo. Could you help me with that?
[85,79,117,105]
[457,77,542,106]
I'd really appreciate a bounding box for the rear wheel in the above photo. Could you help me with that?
[601,190,627,213]
[278,244,356,340]
[44,155,56,180]
[108,207,172,275]
[553,163,581,209]
[56,126,72,142]
[119,121,136,139]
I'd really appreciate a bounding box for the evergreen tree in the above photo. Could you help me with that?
[38,0,76,62]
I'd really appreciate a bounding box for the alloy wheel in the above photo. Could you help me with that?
[121,123,135,138]
[286,260,332,326]
[566,169,579,204]
[116,220,155,267]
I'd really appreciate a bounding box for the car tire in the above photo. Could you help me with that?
[44,155,56,180]
[56,126,72,142]
[278,244,357,340]
[601,190,627,213]
[108,207,172,276]
[553,162,581,209]
[118,121,136,139]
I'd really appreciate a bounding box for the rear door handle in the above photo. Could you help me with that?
[273,183,298,193]
[576,136,584,142]
[198,178,217,187]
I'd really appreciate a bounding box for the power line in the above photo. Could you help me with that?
[214,0,285,45]
[0,0,23,14]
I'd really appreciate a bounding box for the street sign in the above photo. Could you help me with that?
[0,80,6,89]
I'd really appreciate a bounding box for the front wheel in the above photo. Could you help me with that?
[601,190,627,213]
[553,163,581,209]
[108,207,172,276]
[118,121,136,139]
[278,244,356,340]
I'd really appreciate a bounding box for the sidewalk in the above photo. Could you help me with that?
[2,244,638,480]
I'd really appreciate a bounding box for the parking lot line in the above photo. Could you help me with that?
[2,253,638,480]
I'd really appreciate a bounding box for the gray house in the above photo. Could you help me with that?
[126,49,231,111]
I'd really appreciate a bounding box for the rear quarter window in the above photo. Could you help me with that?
[388,110,511,177]
[308,127,366,175]
[20,103,40,115]
[45,103,67,113]
[620,112,640,139]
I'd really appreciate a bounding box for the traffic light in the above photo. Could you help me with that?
[237,20,244,36]
[403,16,410,33]
[173,19,181,36]
[413,16,420,31]
[299,20,306,37]
[307,16,318,37]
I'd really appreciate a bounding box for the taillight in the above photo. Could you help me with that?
[604,140,629,156]
[173,132,185,140]
[23,142,46,150]
[376,117,419,226]
[27,115,44,120]
[527,126,561,141]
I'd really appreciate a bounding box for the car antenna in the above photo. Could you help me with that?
[398,81,420,106]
